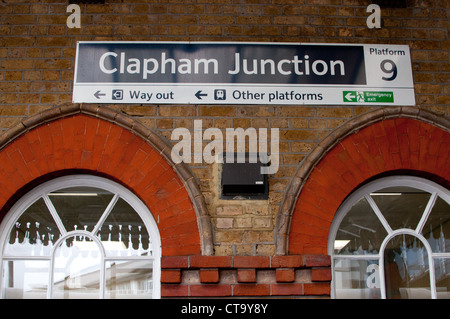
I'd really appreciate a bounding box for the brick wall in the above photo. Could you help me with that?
[0,0,449,298]
[288,115,450,255]
[161,255,331,297]
[0,110,205,256]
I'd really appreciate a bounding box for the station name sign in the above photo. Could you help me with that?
[73,42,415,105]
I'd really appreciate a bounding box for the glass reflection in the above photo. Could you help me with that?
[52,236,101,299]
[435,258,450,299]
[335,197,387,255]
[333,178,450,299]
[334,259,380,299]
[384,235,430,299]
[5,198,60,257]
[1,179,158,299]
[49,187,114,233]
[422,197,450,253]
[97,198,152,257]
[2,260,49,299]
[105,260,153,299]
[372,187,430,230]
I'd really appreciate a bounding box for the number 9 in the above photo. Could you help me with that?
[380,59,397,81]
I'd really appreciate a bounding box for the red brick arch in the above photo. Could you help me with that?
[0,104,213,256]
[276,107,450,255]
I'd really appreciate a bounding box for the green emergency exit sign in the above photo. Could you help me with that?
[343,91,394,103]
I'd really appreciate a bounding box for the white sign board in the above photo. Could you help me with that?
[73,42,415,105]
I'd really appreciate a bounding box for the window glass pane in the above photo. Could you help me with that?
[105,260,153,299]
[372,187,430,230]
[2,260,49,299]
[49,187,114,233]
[335,197,387,255]
[0,177,159,299]
[53,236,101,299]
[97,198,151,257]
[435,258,450,299]
[384,234,430,299]
[422,197,450,253]
[4,198,60,257]
[333,259,380,299]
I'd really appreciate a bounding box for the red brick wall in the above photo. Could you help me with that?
[0,112,202,256]
[288,117,450,255]
[0,106,336,297]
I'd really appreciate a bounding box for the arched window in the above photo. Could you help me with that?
[0,175,161,299]
[328,176,450,299]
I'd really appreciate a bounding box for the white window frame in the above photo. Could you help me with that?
[0,175,161,299]
[328,176,450,299]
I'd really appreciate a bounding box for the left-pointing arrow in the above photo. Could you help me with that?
[345,92,356,102]
[195,90,207,100]
[94,90,106,99]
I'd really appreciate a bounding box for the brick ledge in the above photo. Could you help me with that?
[161,255,331,298]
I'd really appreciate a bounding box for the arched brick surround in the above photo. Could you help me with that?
[0,104,213,256]
[276,107,450,255]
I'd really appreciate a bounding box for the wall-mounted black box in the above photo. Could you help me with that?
[220,153,268,200]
